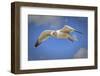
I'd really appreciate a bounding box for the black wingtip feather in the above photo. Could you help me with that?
[34,41,40,48]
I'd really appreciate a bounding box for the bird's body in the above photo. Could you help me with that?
[34,25,82,47]
[56,30,70,39]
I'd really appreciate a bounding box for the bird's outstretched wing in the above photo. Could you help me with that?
[34,30,52,47]
[60,26,73,33]
[60,25,82,34]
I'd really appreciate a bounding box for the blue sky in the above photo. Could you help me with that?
[28,15,88,61]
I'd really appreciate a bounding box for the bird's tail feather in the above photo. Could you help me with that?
[68,35,78,42]
[34,40,41,48]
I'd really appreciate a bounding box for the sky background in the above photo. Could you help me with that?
[28,15,88,61]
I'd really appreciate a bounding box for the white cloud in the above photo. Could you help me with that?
[74,48,88,58]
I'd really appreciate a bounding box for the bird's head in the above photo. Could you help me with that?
[51,31,57,37]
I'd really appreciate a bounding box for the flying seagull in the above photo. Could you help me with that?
[34,25,82,47]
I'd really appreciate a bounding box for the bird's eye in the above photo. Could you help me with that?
[53,32,57,36]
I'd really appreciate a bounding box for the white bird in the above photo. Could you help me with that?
[34,25,82,47]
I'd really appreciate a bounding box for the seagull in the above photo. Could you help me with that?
[34,25,82,47]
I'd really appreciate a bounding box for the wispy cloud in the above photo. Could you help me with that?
[73,48,88,58]
[28,15,66,27]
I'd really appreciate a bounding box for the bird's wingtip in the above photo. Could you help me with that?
[75,30,83,34]
[34,40,41,48]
